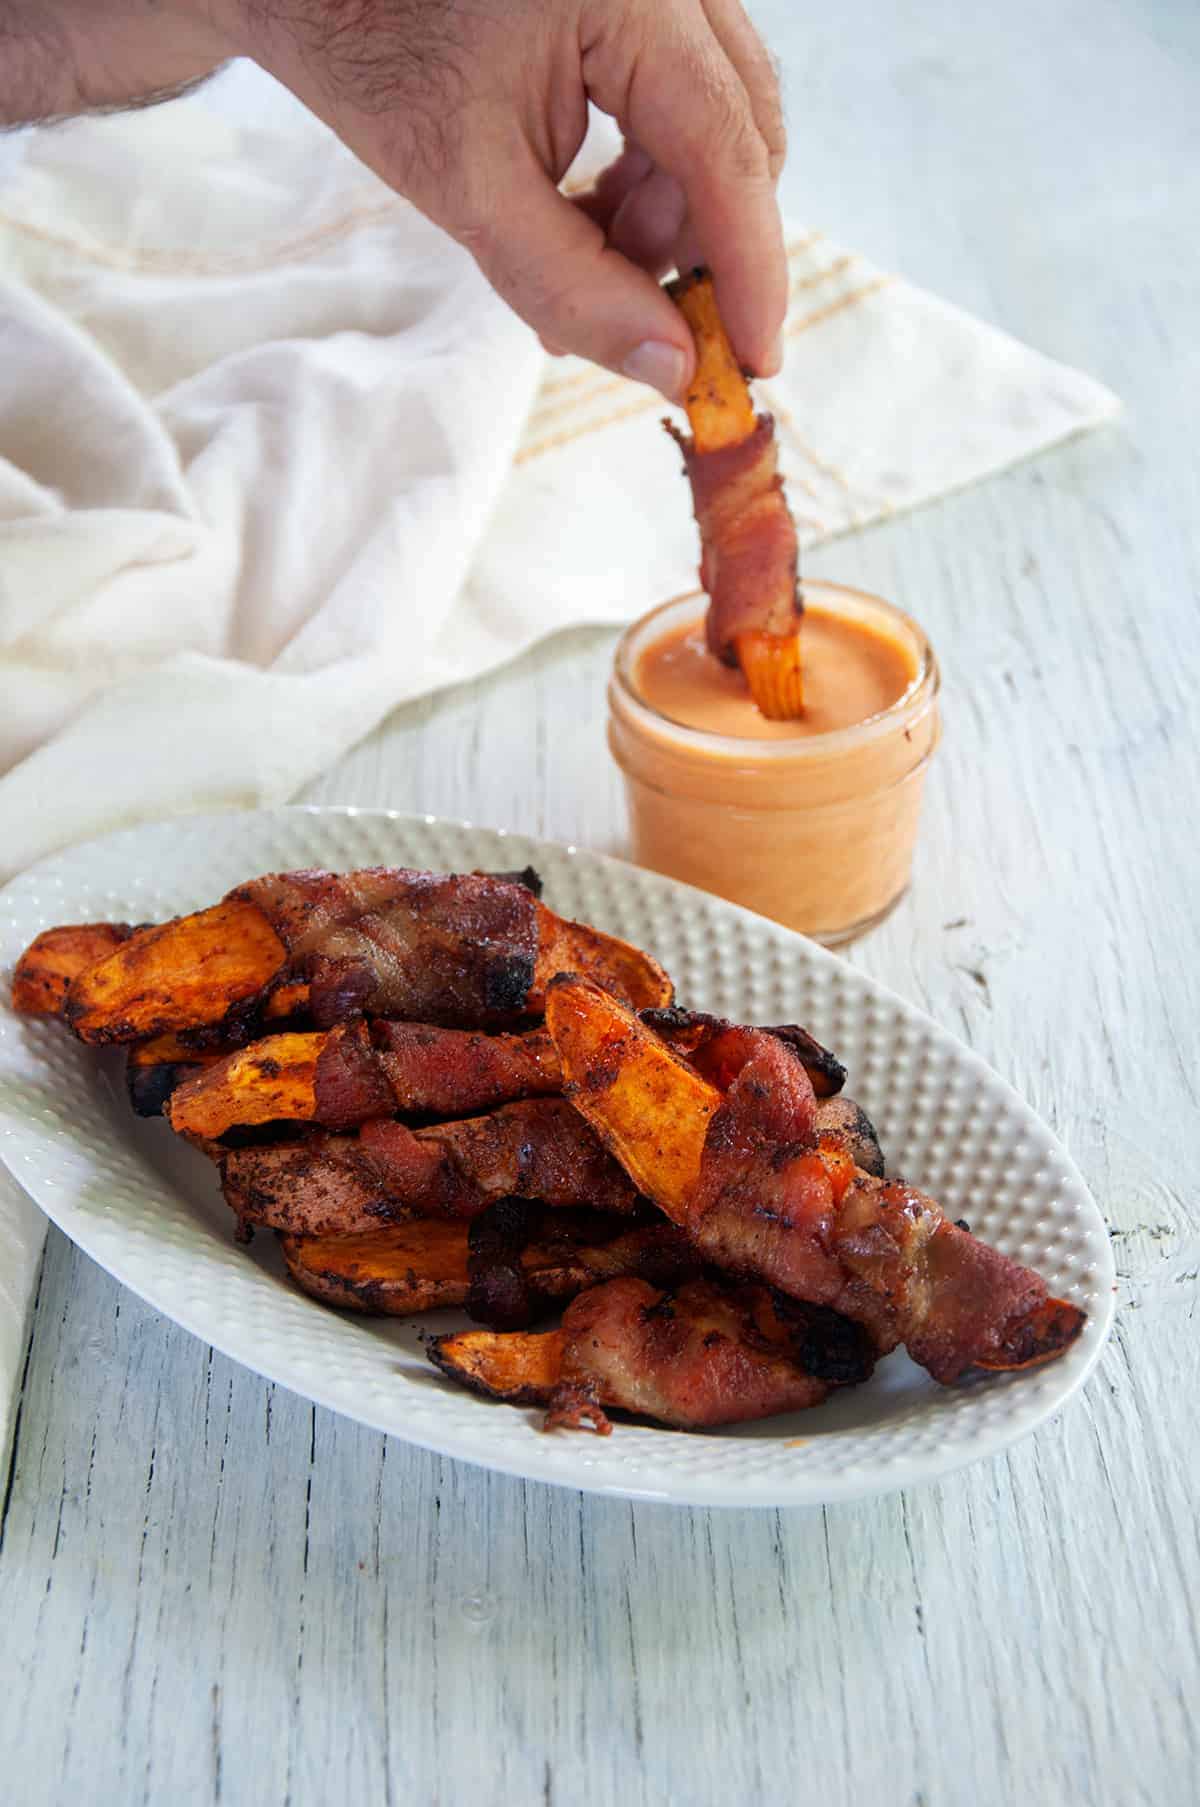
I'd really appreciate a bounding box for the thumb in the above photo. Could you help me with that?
[449,144,695,398]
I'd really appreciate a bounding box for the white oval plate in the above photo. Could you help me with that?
[0,808,1113,1507]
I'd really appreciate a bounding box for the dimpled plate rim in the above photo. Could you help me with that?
[0,808,1114,1509]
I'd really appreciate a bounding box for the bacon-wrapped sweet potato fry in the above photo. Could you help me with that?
[167,1020,562,1140]
[429,1275,876,1433]
[545,976,1086,1384]
[666,268,804,720]
[219,1098,641,1237]
[281,1208,697,1326]
[59,868,671,1044]
[164,1010,853,1143]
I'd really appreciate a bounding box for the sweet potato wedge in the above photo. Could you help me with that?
[668,267,757,455]
[167,1031,324,1140]
[12,923,136,1016]
[264,980,311,1021]
[429,1325,567,1405]
[544,974,717,1215]
[531,905,673,1012]
[126,1032,226,1118]
[281,1219,478,1314]
[65,899,286,1043]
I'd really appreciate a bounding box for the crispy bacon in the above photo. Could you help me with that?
[546,977,1086,1384]
[430,1275,875,1433]
[828,1174,1051,1379]
[464,1199,698,1329]
[234,867,672,1026]
[667,414,802,667]
[371,1021,561,1115]
[231,868,542,1028]
[219,1098,640,1236]
[314,1022,396,1128]
[643,1006,846,1097]
[813,1094,885,1177]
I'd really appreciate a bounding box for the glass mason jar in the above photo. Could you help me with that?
[608,581,941,946]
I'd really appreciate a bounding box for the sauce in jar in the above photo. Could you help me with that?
[608,582,941,944]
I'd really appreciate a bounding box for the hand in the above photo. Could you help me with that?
[219,0,789,396]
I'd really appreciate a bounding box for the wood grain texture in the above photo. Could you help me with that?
[2,1,1198,1801]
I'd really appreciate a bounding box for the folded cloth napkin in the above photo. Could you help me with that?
[0,80,1117,1477]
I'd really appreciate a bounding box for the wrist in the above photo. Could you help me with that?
[0,1,239,127]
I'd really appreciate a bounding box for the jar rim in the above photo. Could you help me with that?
[611,581,939,762]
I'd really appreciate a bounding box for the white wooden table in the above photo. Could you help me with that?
[2,3,1197,1801]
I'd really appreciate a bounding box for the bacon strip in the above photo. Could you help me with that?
[429,1275,875,1433]
[371,1021,560,1114]
[645,1007,846,1098]
[546,977,1086,1384]
[231,868,542,1028]
[667,414,802,667]
[219,1098,640,1236]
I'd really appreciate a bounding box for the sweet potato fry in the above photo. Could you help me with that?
[167,1031,325,1140]
[734,628,806,721]
[429,1275,871,1430]
[12,923,136,1016]
[544,974,717,1215]
[281,1219,478,1314]
[126,1033,226,1118]
[531,906,672,1011]
[429,1325,567,1405]
[667,267,804,720]
[264,981,311,1021]
[65,900,285,1044]
[668,268,757,455]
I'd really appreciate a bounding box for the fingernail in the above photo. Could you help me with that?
[762,332,784,377]
[622,339,688,399]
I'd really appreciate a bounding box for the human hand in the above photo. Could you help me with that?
[219,0,788,397]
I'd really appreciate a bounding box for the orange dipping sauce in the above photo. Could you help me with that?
[608,584,941,945]
[635,607,916,742]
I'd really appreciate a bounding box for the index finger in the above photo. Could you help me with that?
[615,10,787,374]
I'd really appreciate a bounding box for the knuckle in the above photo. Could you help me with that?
[764,105,787,178]
[712,105,771,184]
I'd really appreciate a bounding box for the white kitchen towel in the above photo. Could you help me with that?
[0,86,1117,1477]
